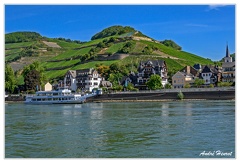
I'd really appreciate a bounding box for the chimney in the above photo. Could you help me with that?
[187,66,190,75]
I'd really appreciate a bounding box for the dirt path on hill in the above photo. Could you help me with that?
[42,41,61,48]
[153,50,181,60]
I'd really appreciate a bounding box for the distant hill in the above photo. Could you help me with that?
[91,25,150,40]
[5,32,42,44]
[5,25,214,84]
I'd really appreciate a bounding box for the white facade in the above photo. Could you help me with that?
[44,82,53,91]
[64,69,103,92]
[84,71,102,92]
[201,72,212,85]
[64,73,77,91]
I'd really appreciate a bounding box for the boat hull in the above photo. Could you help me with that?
[24,100,86,105]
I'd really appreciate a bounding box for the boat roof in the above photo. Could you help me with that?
[36,88,71,94]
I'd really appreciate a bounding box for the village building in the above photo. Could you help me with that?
[43,82,52,91]
[172,66,198,88]
[193,64,202,72]
[122,60,168,90]
[199,65,221,85]
[64,68,106,92]
[136,60,168,88]
[222,45,235,83]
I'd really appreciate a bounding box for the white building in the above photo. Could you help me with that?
[44,82,52,91]
[200,65,220,85]
[64,70,77,91]
[64,68,103,92]
[222,45,235,83]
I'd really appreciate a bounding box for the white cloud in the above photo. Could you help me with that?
[207,5,227,11]
[185,23,209,28]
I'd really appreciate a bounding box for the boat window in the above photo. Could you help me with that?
[37,99,41,101]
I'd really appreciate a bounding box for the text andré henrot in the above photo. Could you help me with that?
[199,150,233,157]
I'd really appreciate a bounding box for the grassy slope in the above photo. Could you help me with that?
[5,34,214,82]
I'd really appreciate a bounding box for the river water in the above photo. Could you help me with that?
[5,101,235,158]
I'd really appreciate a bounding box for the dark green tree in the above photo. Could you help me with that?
[160,40,182,50]
[22,61,47,87]
[24,70,41,91]
[146,74,163,90]
[5,64,17,93]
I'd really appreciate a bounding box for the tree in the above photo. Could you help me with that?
[96,65,110,78]
[142,46,153,55]
[146,74,163,90]
[108,73,123,87]
[194,78,205,87]
[22,61,47,87]
[160,40,182,50]
[5,64,17,93]
[24,70,41,91]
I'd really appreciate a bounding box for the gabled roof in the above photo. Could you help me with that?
[138,60,166,71]
[66,70,77,78]
[222,62,235,68]
[201,66,212,73]
[201,65,220,74]
[193,64,202,70]
[172,71,185,78]
[76,68,97,77]
[180,66,198,76]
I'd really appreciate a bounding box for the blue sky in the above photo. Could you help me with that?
[5,5,235,61]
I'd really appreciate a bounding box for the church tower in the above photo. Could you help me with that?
[224,44,232,62]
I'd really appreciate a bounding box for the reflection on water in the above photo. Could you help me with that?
[5,101,235,158]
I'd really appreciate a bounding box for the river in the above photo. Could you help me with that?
[5,100,235,158]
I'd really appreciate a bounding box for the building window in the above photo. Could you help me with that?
[174,80,176,83]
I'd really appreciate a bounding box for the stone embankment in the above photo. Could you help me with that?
[87,87,235,103]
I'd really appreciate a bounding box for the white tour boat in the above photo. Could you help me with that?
[25,88,96,104]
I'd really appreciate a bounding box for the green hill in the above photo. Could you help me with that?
[91,25,149,40]
[5,31,42,43]
[5,25,214,84]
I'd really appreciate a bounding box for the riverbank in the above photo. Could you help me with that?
[5,87,235,103]
[87,89,235,103]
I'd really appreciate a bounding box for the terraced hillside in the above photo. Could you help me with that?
[5,26,214,83]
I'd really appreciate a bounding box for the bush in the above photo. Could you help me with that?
[217,82,233,87]
[209,84,214,88]
[184,83,191,88]
[177,91,184,100]
[165,83,172,89]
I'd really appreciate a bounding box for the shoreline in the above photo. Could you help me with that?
[5,88,235,104]
[5,99,235,104]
